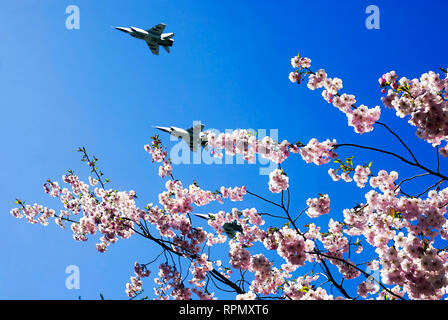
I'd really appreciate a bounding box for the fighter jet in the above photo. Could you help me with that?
[115,23,174,55]
[194,213,243,238]
[154,123,207,152]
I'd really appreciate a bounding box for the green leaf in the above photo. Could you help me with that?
[422,240,429,252]
[345,156,354,166]
[389,207,402,219]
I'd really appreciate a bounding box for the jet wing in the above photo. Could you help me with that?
[168,126,196,150]
[189,140,199,152]
[146,39,159,55]
[187,124,205,151]
[189,138,208,152]
[147,23,166,36]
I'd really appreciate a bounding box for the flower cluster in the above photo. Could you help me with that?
[290,54,382,134]
[297,138,338,165]
[283,275,334,300]
[347,105,381,134]
[144,136,172,177]
[328,168,353,183]
[10,203,56,226]
[353,165,371,188]
[291,55,311,70]
[341,168,448,299]
[248,254,284,296]
[328,164,372,189]
[154,263,192,300]
[187,254,217,300]
[306,194,331,218]
[12,174,145,253]
[268,169,289,193]
[206,130,291,164]
[125,262,151,298]
[357,280,380,298]
[273,226,307,267]
[379,69,448,154]
[220,186,247,201]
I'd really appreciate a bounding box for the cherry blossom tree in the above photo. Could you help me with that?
[11,53,448,300]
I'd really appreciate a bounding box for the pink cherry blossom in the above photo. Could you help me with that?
[306,194,331,218]
[268,169,289,193]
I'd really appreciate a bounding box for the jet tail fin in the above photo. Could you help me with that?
[162,46,171,53]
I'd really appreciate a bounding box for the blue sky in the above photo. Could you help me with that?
[0,0,447,299]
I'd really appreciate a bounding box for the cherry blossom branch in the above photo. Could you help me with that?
[273,187,397,300]
[136,221,245,295]
[315,250,353,300]
[246,185,353,299]
[306,251,405,300]
[292,206,308,223]
[118,204,245,297]
[210,269,244,294]
[302,65,422,165]
[394,172,431,191]
[246,190,284,209]
[276,190,355,299]
[335,143,448,181]
[258,212,290,220]
[414,179,445,198]
[375,121,420,165]
[78,147,108,189]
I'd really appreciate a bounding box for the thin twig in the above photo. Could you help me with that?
[335,143,448,181]
[376,121,419,164]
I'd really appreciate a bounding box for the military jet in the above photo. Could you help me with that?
[154,123,207,152]
[194,213,243,238]
[115,23,174,55]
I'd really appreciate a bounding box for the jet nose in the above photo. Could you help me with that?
[114,27,131,33]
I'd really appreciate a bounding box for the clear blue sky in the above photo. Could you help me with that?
[1,0,447,299]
